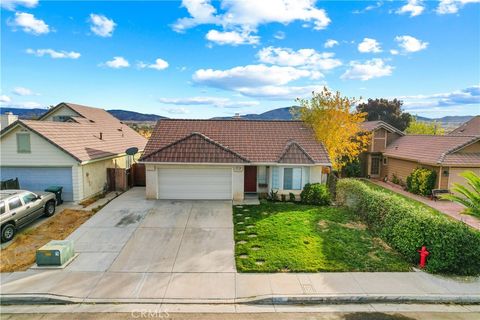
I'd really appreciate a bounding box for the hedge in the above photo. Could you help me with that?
[300,183,331,205]
[406,168,437,196]
[336,178,480,275]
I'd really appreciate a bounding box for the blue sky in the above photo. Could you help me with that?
[1,0,479,119]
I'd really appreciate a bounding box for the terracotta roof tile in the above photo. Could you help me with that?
[142,119,330,164]
[278,141,315,164]
[449,116,480,136]
[384,135,480,166]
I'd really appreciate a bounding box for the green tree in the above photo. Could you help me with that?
[441,171,480,217]
[405,117,445,135]
[356,98,411,131]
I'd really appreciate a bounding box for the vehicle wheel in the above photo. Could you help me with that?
[44,200,56,217]
[1,223,16,243]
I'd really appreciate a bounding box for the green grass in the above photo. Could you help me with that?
[360,180,443,216]
[233,202,411,272]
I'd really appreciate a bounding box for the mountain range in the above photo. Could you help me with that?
[0,106,474,124]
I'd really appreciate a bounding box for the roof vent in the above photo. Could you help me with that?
[99,132,103,140]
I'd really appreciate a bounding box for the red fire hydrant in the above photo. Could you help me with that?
[418,246,429,268]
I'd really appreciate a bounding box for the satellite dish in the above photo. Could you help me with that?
[126,147,139,156]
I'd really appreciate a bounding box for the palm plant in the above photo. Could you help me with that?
[441,171,480,217]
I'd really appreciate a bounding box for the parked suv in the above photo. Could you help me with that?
[0,190,57,242]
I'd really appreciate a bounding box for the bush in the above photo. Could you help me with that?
[406,168,437,196]
[342,160,361,177]
[289,192,296,202]
[301,183,331,205]
[336,178,480,275]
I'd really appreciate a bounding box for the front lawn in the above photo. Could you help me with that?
[234,202,411,272]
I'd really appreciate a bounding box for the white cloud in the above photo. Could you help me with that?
[341,58,393,81]
[274,31,286,40]
[353,1,383,14]
[206,29,260,45]
[104,56,130,69]
[193,64,315,89]
[12,87,35,96]
[396,0,425,17]
[89,14,116,37]
[158,96,259,108]
[164,107,189,115]
[173,0,330,45]
[1,0,38,10]
[4,101,43,108]
[234,85,320,100]
[394,35,428,53]
[390,49,399,55]
[0,95,12,103]
[324,39,338,48]
[9,12,49,35]
[358,38,382,53]
[257,47,341,71]
[399,85,480,108]
[138,58,169,70]
[436,0,480,14]
[26,48,81,59]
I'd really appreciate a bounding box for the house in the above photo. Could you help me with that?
[383,135,480,190]
[448,115,480,136]
[359,120,404,178]
[0,102,147,201]
[140,119,331,201]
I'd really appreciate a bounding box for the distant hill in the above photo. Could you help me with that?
[415,115,474,124]
[107,109,166,121]
[0,107,167,122]
[213,106,300,120]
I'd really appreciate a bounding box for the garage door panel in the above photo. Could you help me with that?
[0,167,74,201]
[158,168,232,200]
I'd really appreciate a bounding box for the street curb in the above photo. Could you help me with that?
[2,293,480,306]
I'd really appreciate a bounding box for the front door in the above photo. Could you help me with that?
[370,155,381,177]
[244,166,257,193]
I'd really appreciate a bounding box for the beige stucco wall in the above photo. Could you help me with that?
[81,154,131,199]
[145,164,244,201]
[458,141,480,153]
[386,157,444,188]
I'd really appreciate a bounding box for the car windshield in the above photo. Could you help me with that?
[22,192,38,205]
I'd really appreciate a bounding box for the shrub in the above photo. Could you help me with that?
[342,160,361,177]
[327,173,338,199]
[336,178,480,275]
[289,192,296,202]
[268,189,279,201]
[406,168,437,196]
[391,173,401,185]
[441,171,480,217]
[301,183,331,205]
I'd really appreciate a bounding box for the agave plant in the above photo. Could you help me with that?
[441,171,480,217]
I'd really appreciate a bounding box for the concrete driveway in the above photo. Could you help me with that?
[65,188,235,273]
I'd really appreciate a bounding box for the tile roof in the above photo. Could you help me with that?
[449,116,480,136]
[142,132,249,163]
[384,135,480,166]
[442,153,480,166]
[2,103,147,162]
[360,120,405,135]
[278,141,315,164]
[142,119,331,164]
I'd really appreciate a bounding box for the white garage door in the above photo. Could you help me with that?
[158,168,232,200]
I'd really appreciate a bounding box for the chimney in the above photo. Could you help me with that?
[0,112,18,130]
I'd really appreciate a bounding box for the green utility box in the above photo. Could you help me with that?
[36,240,75,266]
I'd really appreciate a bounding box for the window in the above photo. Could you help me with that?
[371,156,380,175]
[22,192,38,204]
[8,197,22,210]
[283,168,302,190]
[272,167,280,189]
[0,201,5,215]
[16,133,31,153]
[257,167,267,184]
[52,115,72,122]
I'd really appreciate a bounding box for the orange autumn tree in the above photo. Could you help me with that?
[296,88,370,170]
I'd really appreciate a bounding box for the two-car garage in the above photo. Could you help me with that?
[156,167,233,200]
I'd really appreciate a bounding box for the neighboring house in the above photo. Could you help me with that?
[359,120,404,178]
[448,115,480,136]
[383,135,480,190]
[140,119,331,201]
[0,102,147,201]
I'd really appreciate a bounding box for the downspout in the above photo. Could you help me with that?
[438,166,443,189]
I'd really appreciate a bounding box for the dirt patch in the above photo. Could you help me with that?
[79,192,106,208]
[342,221,367,230]
[317,220,329,229]
[0,209,95,272]
[373,237,393,251]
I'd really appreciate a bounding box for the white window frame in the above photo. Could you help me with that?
[16,133,31,153]
[283,167,302,190]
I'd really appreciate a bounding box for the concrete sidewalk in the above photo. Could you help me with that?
[1,270,479,304]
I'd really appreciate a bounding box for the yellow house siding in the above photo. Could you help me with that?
[387,157,444,188]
